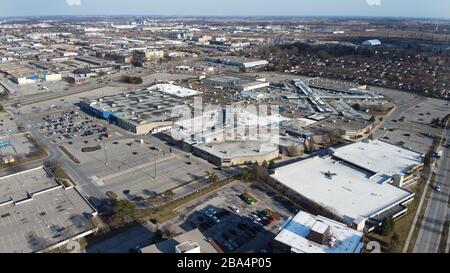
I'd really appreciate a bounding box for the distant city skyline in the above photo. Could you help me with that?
[0,0,449,19]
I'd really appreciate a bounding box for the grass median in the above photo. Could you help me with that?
[59,145,81,164]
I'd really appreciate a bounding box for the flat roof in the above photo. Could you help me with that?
[275,211,364,253]
[333,140,423,176]
[271,156,414,222]
[147,83,201,98]
[140,228,217,253]
[82,85,193,125]
[195,140,278,160]
[204,75,269,89]
[0,166,58,204]
[0,167,97,253]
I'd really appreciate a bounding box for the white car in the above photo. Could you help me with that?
[208,208,217,214]
[250,213,261,221]
[435,185,441,192]
[204,211,213,218]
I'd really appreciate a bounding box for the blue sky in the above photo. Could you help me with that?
[0,0,449,19]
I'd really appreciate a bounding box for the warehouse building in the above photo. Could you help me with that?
[0,166,98,253]
[273,211,364,253]
[270,155,415,232]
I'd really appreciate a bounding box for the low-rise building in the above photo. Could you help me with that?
[140,228,218,253]
[202,75,270,91]
[0,166,98,253]
[193,140,279,167]
[331,139,424,187]
[80,84,201,135]
[273,211,364,253]
[270,155,415,232]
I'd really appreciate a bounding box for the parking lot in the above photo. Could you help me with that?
[58,135,220,200]
[0,112,35,157]
[0,76,70,97]
[34,110,110,145]
[380,98,449,154]
[165,180,296,253]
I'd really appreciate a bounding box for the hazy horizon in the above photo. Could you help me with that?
[0,0,449,19]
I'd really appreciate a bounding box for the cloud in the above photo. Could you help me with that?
[366,0,381,6]
[66,0,82,6]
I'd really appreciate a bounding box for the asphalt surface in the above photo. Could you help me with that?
[5,107,110,213]
[371,94,427,139]
[414,125,450,253]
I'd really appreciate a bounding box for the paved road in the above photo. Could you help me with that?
[372,94,427,139]
[414,125,450,253]
[6,107,110,213]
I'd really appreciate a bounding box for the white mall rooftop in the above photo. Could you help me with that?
[275,211,364,253]
[147,83,201,98]
[271,156,414,223]
[332,140,423,177]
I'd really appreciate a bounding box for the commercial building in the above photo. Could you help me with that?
[133,49,165,62]
[331,140,424,187]
[202,75,270,91]
[270,155,415,232]
[79,84,201,135]
[205,56,268,69]
[140,228,219,253]
[0,166,98,253]
[193,140,279,167]
[362,39,382,46]
[273,211,364,253]
[0,62,62,85]
[311,116,375,140]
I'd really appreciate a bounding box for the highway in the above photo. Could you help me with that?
[414,122,450,253]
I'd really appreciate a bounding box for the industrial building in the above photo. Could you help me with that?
[270,155,415,232]
[140,228,219,253]
[0,166,98,253]
[273,211,364,253]
[79,84,201,135]
[193,140,279,167]
[202,75,270,91]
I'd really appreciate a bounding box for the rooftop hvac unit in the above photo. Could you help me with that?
[328,236,337,247]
